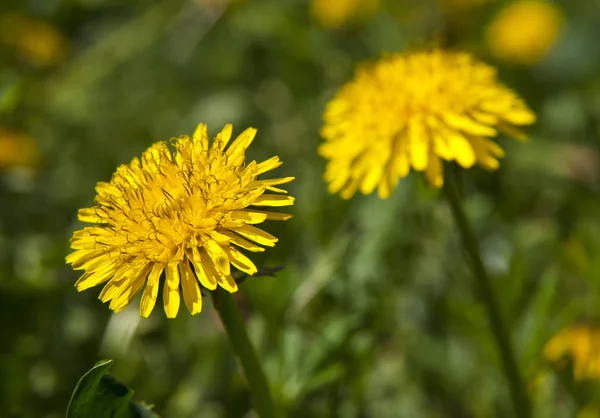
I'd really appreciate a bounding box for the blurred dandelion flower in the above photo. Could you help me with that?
[319,50,536,198]
[544,325,600,380]
[0,13,69,68]
[486,0,563,66]
[66,124,294,318]
[0,128,40,170]
[311,0,379,29]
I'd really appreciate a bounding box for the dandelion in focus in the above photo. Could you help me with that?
[0,128,40,170]
[544,325,600,380]
[66,124,294,318]
[319,50,536,198]
[486,0,564,66]
[310,0,379,29]
[0,13,69,68]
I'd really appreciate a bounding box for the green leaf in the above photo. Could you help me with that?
[67,359,159,418]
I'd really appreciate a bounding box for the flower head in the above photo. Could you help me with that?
[544,325,600,380]
[486,0,564,66]
[0,128,40,170]
[66,124,294,318]
[310,0,379,29]
[0,13,68,68]
[319,50,536,198]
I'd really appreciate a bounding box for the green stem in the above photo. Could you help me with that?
[211,288,276,418]
[443,168,531,418]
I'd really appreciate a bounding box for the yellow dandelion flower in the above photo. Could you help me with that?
[0,128,40,170]
[486,0,564,66]
[544,325,600,380]
[310,0,379,29]
[0,13,69,68]
[66,124,294,318]
[319,50,536,198]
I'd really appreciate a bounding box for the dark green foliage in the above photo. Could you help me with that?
[67,359,158,418]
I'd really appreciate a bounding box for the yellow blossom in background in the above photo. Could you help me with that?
[486,0,564,66]
[319,50,536,198]
[66,124,294,318]
[311,0,379,29]
[0,13,69,68]
[0,128,40,169]
[544,325,600,380]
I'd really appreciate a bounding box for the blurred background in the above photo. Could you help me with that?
[1,0,600,416]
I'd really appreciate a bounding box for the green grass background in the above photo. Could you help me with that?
[1,0,600,416]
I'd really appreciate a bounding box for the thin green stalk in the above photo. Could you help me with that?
[443,168,531,418]
[211,288,276,418]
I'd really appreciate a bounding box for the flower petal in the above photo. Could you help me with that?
[140,263,164,318]
[180,260,202,315]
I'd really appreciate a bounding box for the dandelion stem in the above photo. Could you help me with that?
[211,288,276,418]
[443,168,531,418]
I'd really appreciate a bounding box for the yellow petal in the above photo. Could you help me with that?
[433,134,454,161]
[109,276,147,313]
[204,239,230,276]
[448,132,476,168]
[163,264,181,318]
[219,229,266,252]
[377,175,392,199]
[193,123,209,150]
[140,263,164,318]
[103,263,151,307]
[340,176,361,200]
[251,194,295,207]
[326,164,350,194]
[66,249,104,270]
[230,210,268,224]
[197,248,234,291]
[226,127,257,161]
[359,155,384,195]
[470,110,498,126]
[252,176,295,187]
[470,136,501,170]
[503,107,536,125]
[242,210,292,221]
[75,259,119,291]
[189,247,217,290]
[255,156,283,175]
[408,121,429,171]
[390,139,410,178]
[425,154,444,187]
[99,263,142,302]
[230,225,278,247]
[265,186,288,194]
[443,112,497,137]
[77,208,101,223]
[180,260,202,315]
[218,274,238,293]
[224,246,257,275]
[214,123,233,150]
